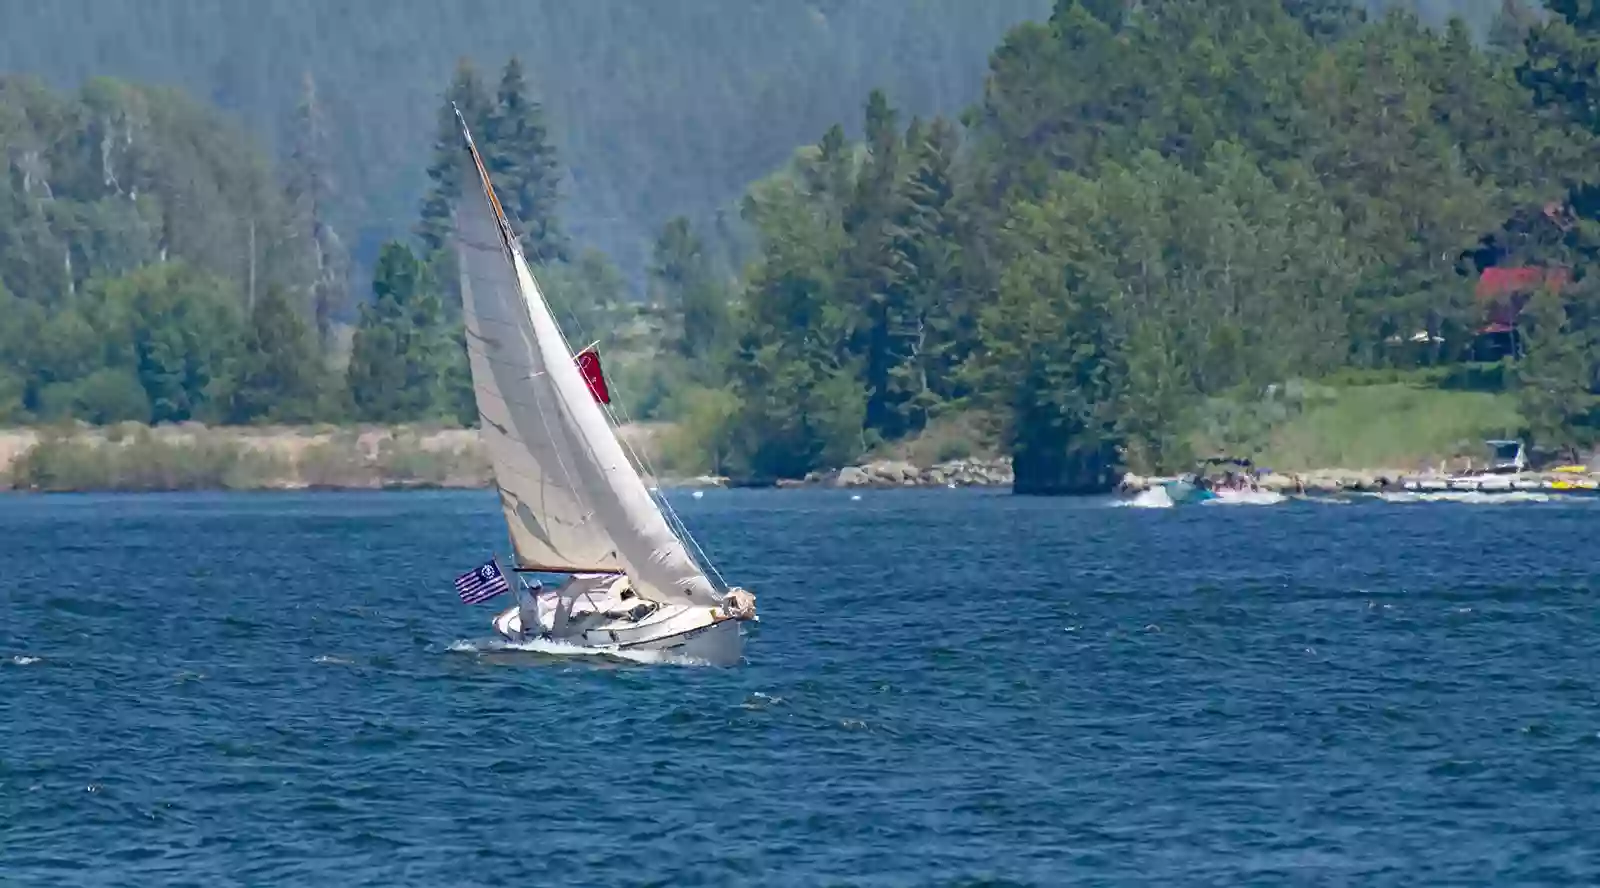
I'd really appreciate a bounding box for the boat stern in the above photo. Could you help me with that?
[492,603,524,640]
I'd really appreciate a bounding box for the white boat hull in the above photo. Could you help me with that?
[492,600,746,665]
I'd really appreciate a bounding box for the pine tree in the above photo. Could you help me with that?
[649,215,726,374]
[887,115,966,427]
[1280,0,1367,44]
[1516,282,1598,451]
[487,57,568,264]
[284,72,350,349]
[1513,1,1600,445]
[976,173,1128,494]
[417,59,492,254]
[801,124,855,212]
[1489,0,1540,55]
[346,242,449,421]
[1520,1,1600,138]
[1065,0,1126,31]
[845,89,907,438]
[414,60,492,425]
[723,143,864,479]
[230,283,322,422]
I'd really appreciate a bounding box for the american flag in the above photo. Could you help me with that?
[454,559,510,604]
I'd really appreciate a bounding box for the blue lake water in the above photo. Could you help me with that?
[2,488,1598,886]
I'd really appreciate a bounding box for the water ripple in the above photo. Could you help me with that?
[1,489,1598,885]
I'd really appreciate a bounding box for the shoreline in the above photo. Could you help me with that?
[4,424,1594,496]
[0,424,1017,494]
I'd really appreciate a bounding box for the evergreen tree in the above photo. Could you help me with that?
[230,283,322,423]
[976,172,1126,494]
[1068,0,1127,31]
[284,72,350,348]
[487,56,568,264]
[721,146,865,479]
[845,89,907,438]
[346,242,449,421]
[1281,0,1367,44]
[417,59,492,255]
[649,215,727,376]
[1516,281,1598,451]
[1489,0,1540,55]
[1511,1,1600,448]
[877,115,967,434]
[1520,1,1600,138]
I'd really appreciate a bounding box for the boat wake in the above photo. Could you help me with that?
[1116,487,1175,508]
[446,637,713,667]
[1113,487,1287,508]
[1203,490,1287,506]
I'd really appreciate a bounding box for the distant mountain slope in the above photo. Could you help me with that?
[0,0,1051,279]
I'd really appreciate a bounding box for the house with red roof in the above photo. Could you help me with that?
[1472,264,1569,359]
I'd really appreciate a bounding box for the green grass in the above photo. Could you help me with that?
[6,425,493,492]
[12,430,289,491]
[869,410,1001,466]
[1195,382,1523,472]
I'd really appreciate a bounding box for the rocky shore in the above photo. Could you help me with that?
[680,457,1015,490]
[806,457,1015,488]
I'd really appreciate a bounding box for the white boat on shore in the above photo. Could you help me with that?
[450,105,756,664]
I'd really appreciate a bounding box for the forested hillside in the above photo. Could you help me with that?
[665,0,1600,491]
[0,65,617,429]
[0,0,1052,283]
[0,77,330,425]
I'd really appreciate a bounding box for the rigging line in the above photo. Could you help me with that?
[525,258,723,584]
[589,363,729,590]
[494,170,729,593]
[511,232,679,579]
[464,211,597,568]
[519,274,593,559]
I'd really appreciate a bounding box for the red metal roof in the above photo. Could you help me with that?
[1473,266,1568,334]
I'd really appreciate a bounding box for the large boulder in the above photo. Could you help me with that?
[861,459,920,485]
[834,466,872,487]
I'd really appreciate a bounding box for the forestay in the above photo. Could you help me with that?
[453,118,719,609]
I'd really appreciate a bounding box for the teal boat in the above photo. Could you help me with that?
[1160,479,1217,504]
[1159,456,1257,505]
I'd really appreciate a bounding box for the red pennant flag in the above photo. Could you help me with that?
[574,345,612,405]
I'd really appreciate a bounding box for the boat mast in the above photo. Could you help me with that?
[453,103,724,607]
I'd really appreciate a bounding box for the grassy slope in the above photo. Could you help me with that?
[1214,383,1523,472]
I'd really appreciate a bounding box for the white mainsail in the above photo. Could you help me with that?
[452,111,719,609]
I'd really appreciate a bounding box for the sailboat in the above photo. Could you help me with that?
[450,105,757,665]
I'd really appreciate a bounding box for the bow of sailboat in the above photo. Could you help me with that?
[448,103,756,639]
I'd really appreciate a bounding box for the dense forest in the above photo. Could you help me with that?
[0,0,1052,284]
[685,0,1600,491]
[3,0,1599,494]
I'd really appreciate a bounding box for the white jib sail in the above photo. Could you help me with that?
[453,119,719,609]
